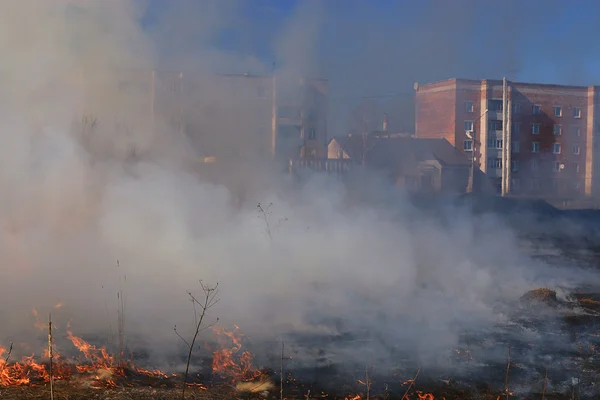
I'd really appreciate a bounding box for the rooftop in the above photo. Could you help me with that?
[415,77,596,92]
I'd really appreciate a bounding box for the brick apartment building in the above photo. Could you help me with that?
[415,78,600,199]
[77,69,328,163]
[151,71,329,162]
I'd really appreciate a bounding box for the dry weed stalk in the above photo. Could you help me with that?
[0,342,13,377]
[541,363,549,400]
[174,280,219,400]
[280,341,284,400]
[504,344,511,400]
[116,262,126,370]
[48,313,54,400]
[401,367,421,400]
[365,365,372,400]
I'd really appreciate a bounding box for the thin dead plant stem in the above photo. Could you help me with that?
[0,342,13,377]
[48,313,54,400]
[175,280,219,400]
[280,341,284,400]
[365,365,372,400]
[541,363,549,400]
[401,367,421,400]
[505,344,511,400]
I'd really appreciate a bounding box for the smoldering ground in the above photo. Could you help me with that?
[0,1,600,393]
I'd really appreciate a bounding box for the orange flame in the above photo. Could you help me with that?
[211,326,261,383]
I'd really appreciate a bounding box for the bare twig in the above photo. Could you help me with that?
[257,203,273,242]
[541,364,549,400]
[365,365,372,400]
[280,341,284,400]
[116,261,126,370]
[0,342,13,376]
[48,314,54,400]
[177,281,219,400]
[401,367,421,400]
[505,344,511,400]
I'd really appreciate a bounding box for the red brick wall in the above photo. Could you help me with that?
[415,83,457,145]
[455,84,483,153]
[509,85,588,197]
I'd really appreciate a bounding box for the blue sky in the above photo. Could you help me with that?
[141,0,600,133]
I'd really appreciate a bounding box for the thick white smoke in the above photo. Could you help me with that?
[0,1,598,378]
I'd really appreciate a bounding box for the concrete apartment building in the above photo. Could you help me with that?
[415,78,600,200]
[148,71,328,163]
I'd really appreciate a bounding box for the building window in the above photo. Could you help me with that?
[532,123,541,134]
[488,120,503,131]
[308,128,317,139]
[533,104,541,115]
[573,126,581,137]
[553,124,562,136]
[465,101,474,113]
[512,160,519,172]
[512,122,521,136]
[531,159,539,171]
[574,107,582,118]
[512,103,521,114]
[573,144,581,155]
[464,120,474,132]
[573,162,580,173]
[511,178,520,190]
[531,178,541,190]
[512,141,520,153]
[554,106,562,117]
[488,139,503,149]
[553,143,562,154]
[489,99,503,111]
[532,142,540,153]
[464,140,473,151]
[488,157,502,169]
[553,161,562,172]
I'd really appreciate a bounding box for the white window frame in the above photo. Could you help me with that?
[573,144,580,155]
[573,162,580,173]
[533,104,541,115]
[553,124,562,136]
[465,101,474,113]
[487,139,503,149]
[574,107,582,119]
[464,120,474,132]
[553,143,562,154]
[532,123,541,134]
[512,160,519,172]
[553,161,561,172]
[554,106,563,117]
[463,140,473,152]
[488,157,502,169]
[531,159,539,171]
[573,126,581,137]
[532,142,540,153]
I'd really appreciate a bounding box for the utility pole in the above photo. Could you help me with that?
[501,77,508,196]
[467,109,489,193]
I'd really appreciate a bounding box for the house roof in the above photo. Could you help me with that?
[330,135,470,171]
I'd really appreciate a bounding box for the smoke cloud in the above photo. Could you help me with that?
[0,0,598,383]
